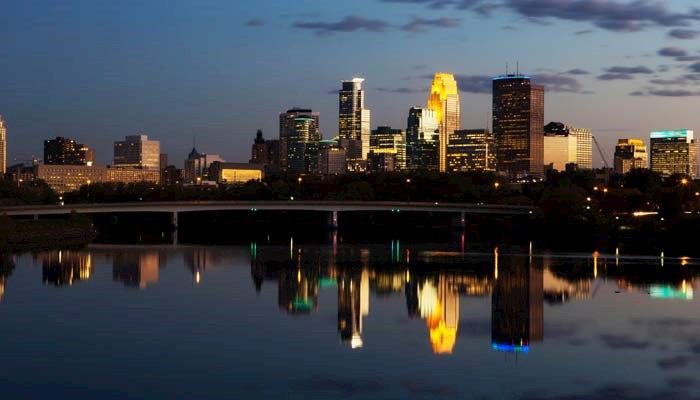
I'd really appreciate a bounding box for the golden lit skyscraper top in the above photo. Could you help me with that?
[0,115,6,174]
[427,73,460,172]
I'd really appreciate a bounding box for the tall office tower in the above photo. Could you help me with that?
[0,116,6,174]
[492,75,545,180]
[368,126,407,171]
[250,129,280,170]
[406,107,439,171]
[542,124,578,172]
[44,136,93,166]
[183,147,224,184]
[544,122,592,170]
[614,139,648,174]
[318,140,347,175]
[650,130,698,178]
[113,135,160,169]
[447,129,496,172]
[427,73,460,172]
[279,108,321,174]
[339,78,371,160]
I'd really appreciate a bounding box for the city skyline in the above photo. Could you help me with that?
[4,1,700,167]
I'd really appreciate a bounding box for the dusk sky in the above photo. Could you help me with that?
[3,0,700,166]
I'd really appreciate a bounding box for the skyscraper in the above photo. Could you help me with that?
[614,139,648,174]
[44,137,94,166]
[447,129,496,172]
[543,124,577,172]
[493,75,545,180]
[544,122,592,170]
[250,129,280,170]
[650,130,698,178]
[369,126,407,171]
[406,107,439,171]
[339,78,371,161]
[427,73,460,172]
[0,116,6,175]
[279,108,321,175]
[113,135,160,169]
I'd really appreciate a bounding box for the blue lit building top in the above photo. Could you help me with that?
[491,342,530,353]
[493,74,531,81]
[650,130,693,139]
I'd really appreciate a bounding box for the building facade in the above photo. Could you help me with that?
[183,147,224,184]
[44,136,94,166]
[113,135,160,170]
[614,139,648,174]
[250,129,280,170]
[208,162,264,184]
[650,130,698,178]
[427,73,460,172]
[107,166,160,184]
[406,107,439,171]
[446,129,496,172]
[544,122,592,170]
[36,164,109,193]
[493,75,545,180]
[369,126,406,170]
[279,108,320,175]
[318,141,347,175]
[0,116,6,174]
[339,78,371,160]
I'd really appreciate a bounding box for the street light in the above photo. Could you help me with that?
[681,178,689,185]
[405,177,411,202]
[494,182,500,190]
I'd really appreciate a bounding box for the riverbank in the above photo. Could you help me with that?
[0,214,96,250]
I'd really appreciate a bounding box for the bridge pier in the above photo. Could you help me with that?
[33,214,39,221]
[460,212,466,230]
[329,210,339,230]
[171,211,179,245]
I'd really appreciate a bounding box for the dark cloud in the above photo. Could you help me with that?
[689,62,700,73]
[379,0,484,9]
[294,16,390,35]
[503,0,700,32]
[629,91,646,96]
[566,68,590,75]
[453,74,492,93]
[245,18,264,27]
[376,87,421,93]
[657,356,691,370]
[534,74,586,93]
[575,29,594,35]
[519,382,697,400]
[599,334,651,350]
[668,29,700,39]
[649,89,700,97]
[598,73,634,80]
[605,66,655,74]
[400,17,460,32]
[658,47,688,58]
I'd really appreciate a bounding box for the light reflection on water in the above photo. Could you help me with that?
[0,241,699,399]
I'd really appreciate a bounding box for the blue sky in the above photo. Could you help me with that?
[2,0,700,166]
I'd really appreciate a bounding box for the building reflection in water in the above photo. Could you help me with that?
[417,276,459,355]
[0,253,15,302]
[113,251,160,289]
[37,250,92,286]
[491,255,543,353]
[338,267,369,349]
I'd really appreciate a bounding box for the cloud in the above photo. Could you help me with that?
[245,18,264,27]
[648,89,700,97]
[575,29,594,35]
[379,0,484,9]
[376,87,421,93]
[454,74,492,93]
[502,0,700,32]
[599,334,651,350]
[598,73,635,80]
[657,356,691,370]
[534,74,586,93]
[669,29,700,39]
[605,66,654,74]
[294,16,390,35]
[629,91,646,96]
[400,17,460,32]
[689,62,700,73]
[658,47,688,58]
[566,68,590,75]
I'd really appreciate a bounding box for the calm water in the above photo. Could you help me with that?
[1,238,700,399]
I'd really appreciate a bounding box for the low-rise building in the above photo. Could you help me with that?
[208,162,265,184]
[36,164,108,193]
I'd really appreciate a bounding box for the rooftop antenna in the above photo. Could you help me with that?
[506,62,509,75]
[516,60,520,75]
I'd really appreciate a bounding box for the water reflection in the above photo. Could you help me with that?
[4,244,700,357]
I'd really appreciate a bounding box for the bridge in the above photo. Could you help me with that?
[0,200,535,220]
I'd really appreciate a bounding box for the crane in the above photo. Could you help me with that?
[592,135,610,169]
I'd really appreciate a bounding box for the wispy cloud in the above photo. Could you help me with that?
[400,17,460,32]
[293,16,390,35]
[244,18,264,27]
[668,28,700,39]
